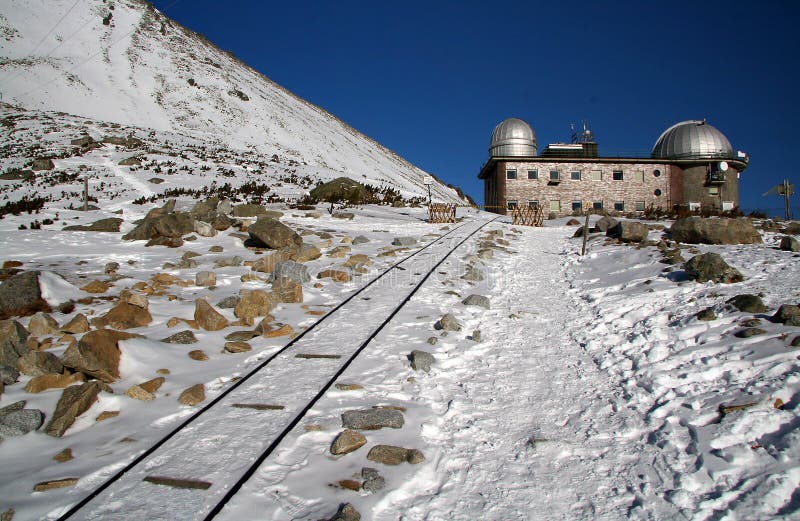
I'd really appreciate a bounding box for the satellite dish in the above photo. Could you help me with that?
[718,161,729,172]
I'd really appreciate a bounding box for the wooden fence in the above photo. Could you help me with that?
[511,205,544,227]
[428,203,457,223]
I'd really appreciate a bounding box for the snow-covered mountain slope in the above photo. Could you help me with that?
[0,0,465,204]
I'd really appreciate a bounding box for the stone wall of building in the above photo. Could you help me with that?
[681,165,740,211]
[499,160,672,216]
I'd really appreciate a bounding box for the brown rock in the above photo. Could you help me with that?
[28,312,59,337]
[80,280,111,294]
[61,329,139,383]
[342,254,372,268]
[178,384,205,406]
[366,445,425,465]
[61,313,90,334]
[247,217,303,249]
[95,410,120,422]
[53,448,74,462]
[0,319,30,368]
[188,350,208,361]
[33,477,79,491]
[91,302,152,330]
[224,341,252,353]
[272,277,303,303]
[331,429,367,455]
[194,299,229,331]
[317,270,352,283]
[234,290,277,326]
[156,368,170,375]
[260,322,294,338]
[25,372,85,393]
[326,503,361,521]
[17,350,63,376]
[125,385,155,401]
[119,290,149,309]
[337,479,361,491]
[327,246,351,259]
[335,383,364,391]
[45,381,112,437]
[196,271,216,287]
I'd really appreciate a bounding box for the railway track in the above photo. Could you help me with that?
[53,215,500,521]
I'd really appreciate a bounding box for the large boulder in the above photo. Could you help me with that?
[45,381,111,437]
[122,212,196,241]
[0,404,44,438]
[270,261,310,284]
[91,302,152,330]
[607,221,650,243]
[0,271,51,319]
[684,253,744,284]
[61,329,139,382]
[780,236,800,252]
[17,351,63,376]
[194,299,229,331]
[341,409,404,430]
[310,177,370,203]
[670,217,762,245]
[593,216,619,232]
[0,320,30,367]
[247,217,302,249]
[63,218,123,232]
[234,290,277,326]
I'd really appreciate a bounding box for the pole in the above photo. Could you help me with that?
[785,179,791,221]
[83,177,89,211]
[581,208,590,256]
[427,184,432,206]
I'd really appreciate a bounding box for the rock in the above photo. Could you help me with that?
[726,294,769,313]
[118,156,141,166]
[325,503,361,521]
[337,479,361,491]
[0,364,19,385]
[566,218,581,226]
[341,408,404,430]
[361,467,385,492]
[16,351,63,376]
[91,301,152,329]
[342,254,372,268]
[791,336,800,347]
[80,280,111,294]
[330,429,367,455]
[45,381,111,437]
[695,308,717,321]
[271,261,310,284]
[54,448,74,462]
[295,243,322,262]
[335,383,363,391]
[196,271,217,287]
[607,221,649,243]
[670,217,762,245]
[32,157,57,171]
[434,313,461,331]
[333,212,355,220]
[327,246,351,259]
[471,329,482,342]
[259,322,293,338]
[216,296,240,309]
[317,270,352,283]
[224,341,252,353]
[61,329,139,383]
[27,312,59,337]
[462,294,490,309]
[0,271,52,319]
[96,410,120,422]
[661,248,685,265]
[234,290,277,326]
[146,236,184,248]
[426,336,438,345]
[125,385,155,401]
[0,400,25,417]
[161,330,197,344]
[780,236,800,252]
[353,235,370,245]
[392,237,417,247]
[71,135,94,147]
[224,330,259,341]
[194,299,229,331]
[232,204,272,218]
[24,372,85,393]
[366,445,425,465]
[247,217,302,249]
[213,256,243,268]
[0,408,44,437]
[272,277,303,303]
[104,262,120,274]
[178,384,205,406]
[409,350,434,372]
[594,216,619,232]
[772,305,800,325]
[461,266,485,282]
[63,218,123,232]
[122,212,196,241]
[0,320,29,368]
[188,350,208,361]
[193,220,216,237]
[734,328,766,338]
[119,290,149,309]
[684,253,744,284]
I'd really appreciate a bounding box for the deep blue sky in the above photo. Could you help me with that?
[152,0,798,215]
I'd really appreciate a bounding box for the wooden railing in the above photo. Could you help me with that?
[511,205,544,227]
[428,203,457,223]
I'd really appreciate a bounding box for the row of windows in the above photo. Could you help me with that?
[507,200,649,212]
[507,168,661,182]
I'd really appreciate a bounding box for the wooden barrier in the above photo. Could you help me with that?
[511,205,544,227]
[428,203,456,223]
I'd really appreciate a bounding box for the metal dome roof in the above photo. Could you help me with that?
[651,120,734,160]
[489,118,537,157]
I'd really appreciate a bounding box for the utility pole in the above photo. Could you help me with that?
[83,176,89,211]
[784,179,792,221]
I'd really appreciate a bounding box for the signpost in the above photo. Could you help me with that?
[422,175,433,206]
[763,179,794,220]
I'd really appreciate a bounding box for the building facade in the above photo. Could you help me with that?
[479,118,748,216]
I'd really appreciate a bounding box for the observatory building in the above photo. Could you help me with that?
[478,118,749,216]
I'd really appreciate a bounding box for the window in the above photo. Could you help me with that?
[528,200,539,208]
[708,186,719,195]
[614,201,625,211]
[527,170,538,180]
[593,201,604,210]
[506,169,517,180]
[635,201,646,211]
[654,188,662,196]
[653,169,662,177]
[571,200,582,212]
[549,200,560,212]
[507,200,518,210]
[570,171,581,180]
[591,170,603,181]
[550,170,560,181]
[612,170,624,181]
[632,171,644,183]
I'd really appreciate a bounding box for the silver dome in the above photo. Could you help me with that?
[490,118,537,157]
[652,120,734,160]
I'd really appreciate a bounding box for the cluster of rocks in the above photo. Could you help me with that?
[572,215,651,244]
[694,293,800,345]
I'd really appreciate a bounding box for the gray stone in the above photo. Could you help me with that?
[0,320,30,367]
[216,296,240,309]
[726,294,769,313]
[122,212,196,241]
[471,329,482,342]
[270,261,310,284]
[392,237,417,247]
[477,249,494,260]
[247,217,302,249]
[461,266,485,282]
[341,408,404,430]
[773,305,800,325]
[353,235,370,245]
[63,218,123,232]
[695,308,716,321]
[361,467,385,492]
[195,271,216,287]
[46,381,110,437]
[426,336,438,345]
[0,272,51,320]
[780,236,800,252]
[104,262,120,274]
[330,429,367,455]
[409,350,434,372]
[462,294,490,309]
[734,328,766,338]
[0,400,25,417]
[295,243,322,262]
[326,503,361,521]
[333,212,355,220]
[193,220,216,237]
[161,330,198,344]
[366,445,425,465]
[0,409,44,437]
[32,158,55,171]
[434,313,461,331]
[16,351,63,377]
[0,364,19,385]
[213,256,243,268]
[684,253,744,284]
[670,217,762,245]
[607,221,650,243]
[175,258,198,269]
[593,216,619,232]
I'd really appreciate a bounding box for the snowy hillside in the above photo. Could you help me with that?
[0,0,465,204]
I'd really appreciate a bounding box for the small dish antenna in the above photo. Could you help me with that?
[718,161,729,172]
